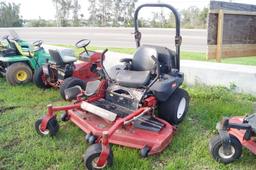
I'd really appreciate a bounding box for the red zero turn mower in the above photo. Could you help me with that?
[33,39,101,100]
[209,114,256,164]
[35,4,189,169]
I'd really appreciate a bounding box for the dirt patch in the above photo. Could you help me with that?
[153,159,170,170]
[2,138,21,149]
[0,106,19,114]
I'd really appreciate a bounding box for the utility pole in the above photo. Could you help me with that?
[55,0,59,27]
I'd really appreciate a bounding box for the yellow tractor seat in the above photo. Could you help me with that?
[10,40,34,57]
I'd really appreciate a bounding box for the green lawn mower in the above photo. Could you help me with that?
[0,31,51,85]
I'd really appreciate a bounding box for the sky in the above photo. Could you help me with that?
[2,0,256,20]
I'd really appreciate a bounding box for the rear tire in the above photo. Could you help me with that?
[33,67,51,88]
[60,77,86,100]
[158,88,189,125]
[84,144,113,170]
[6,62,32,85]
[209,135,242,164]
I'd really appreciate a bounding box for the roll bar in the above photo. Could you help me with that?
[134,3,182,71]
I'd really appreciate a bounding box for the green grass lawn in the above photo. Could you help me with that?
[55,44,256,65]
[0,77,256,170]
[54,43,256,65]
[86,46,256,66]
[1,46,256,169]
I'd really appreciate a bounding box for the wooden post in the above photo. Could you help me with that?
[216,9,224,62]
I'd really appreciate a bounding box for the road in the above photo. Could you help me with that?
[0,27,207,52]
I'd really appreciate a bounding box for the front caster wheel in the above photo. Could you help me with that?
[88,135,97,144]
[140,145,150,157]
[85,133,92,142]
[61,112,69,122]
[85,133,97,144]
[35,117,59,137]
[84,144,113,170]
[209,135,242,164]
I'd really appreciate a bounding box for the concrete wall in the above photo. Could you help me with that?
[181,60,256,94]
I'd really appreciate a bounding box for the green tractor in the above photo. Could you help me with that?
[0,31,51,85]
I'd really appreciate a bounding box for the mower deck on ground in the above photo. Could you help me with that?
[35,3,190,170]
[209,113,256,164]
[33,39,101,100]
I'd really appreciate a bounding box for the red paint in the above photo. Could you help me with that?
[69,108,174,155]
[42,51,101,88]
[227,117,256,154]
[40,105,174,164]
[143,96,157,107]
[97,137,110,167]
[39,80,175,166]
[72,51,101,81]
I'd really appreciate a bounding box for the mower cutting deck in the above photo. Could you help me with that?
[35,3,190,170]
[44,100,175,154]
[209,114,256,164]
[35,78,177,169]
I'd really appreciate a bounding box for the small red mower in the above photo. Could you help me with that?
[35,4,189,169]
[209,113,256,164]
[33,39,101,100]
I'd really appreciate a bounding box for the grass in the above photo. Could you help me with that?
[1,46,256,169]
[58,45,207,61]
[87,46,256,66]
[0,78,256,170]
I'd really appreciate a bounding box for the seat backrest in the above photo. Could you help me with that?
[132,46,158,71]
[58,48,75,58]
[245,113,256,133]
[0,40,19,55]
[10,40,34,57]
[142,45,176,73]
[49,49,64,65]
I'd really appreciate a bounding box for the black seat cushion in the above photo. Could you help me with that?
[49,49,76,65]
[62,55,77,63]
[108,65,126,79]
[1,48,18,56]
[142,45,176,73]
[245,113,256,133]
[116,70,150,88]
[113,46,158,88]
[132,46,158,71]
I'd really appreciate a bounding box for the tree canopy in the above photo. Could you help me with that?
[52,0,82,27]
[0,2,23,27]
[0,0,209,29]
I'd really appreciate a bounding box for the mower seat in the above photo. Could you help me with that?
[115,46,158,88]
[11,40,34,57]
[245,113,256,133]
[49,49,77,65]
[116,70,150,88]
[1,48,18,56]
[143,45,176,74]
[62,56,77,63]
